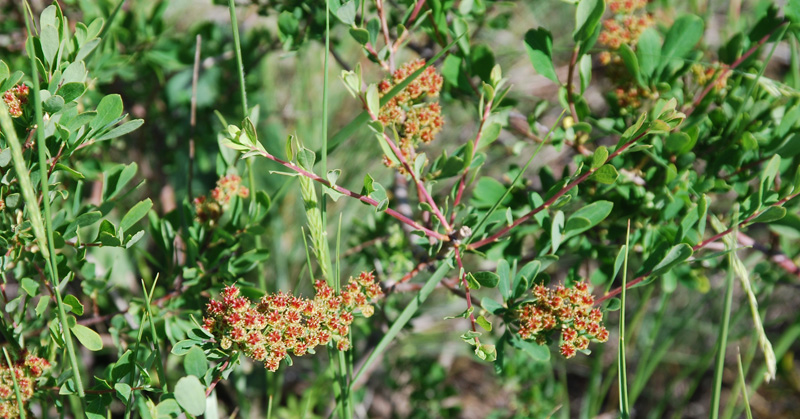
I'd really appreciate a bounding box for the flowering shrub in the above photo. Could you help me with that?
[203,272,382,371]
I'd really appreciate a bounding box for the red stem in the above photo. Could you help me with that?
[364,108,454,232]
[452,98,493,225]
[251,145,449,241]
[684,24,786,119]
[596,192,800,304]
[467,130,649,250]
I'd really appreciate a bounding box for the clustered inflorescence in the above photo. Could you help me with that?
[2,85,29,119]
[377,59,444,172]
[598,0,657,109]
[515,282,609,359]
[0,351,50,419]
[204,272,383,372]
[690,62,731,91]
[194,174,249,224]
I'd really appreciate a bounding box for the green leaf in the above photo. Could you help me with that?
[497,259,511,301]
[71,324,103,351]
[349,28,369,45]
[57,83,87,103]
[90,94,124,130]
[524,28,559,84]
[564,200,613,238]
[591,164,619,184]
[43,94,65,113]
[334,0,356,25]
[120,199,153,233]
[618,43,644,87]
[551,210,565,253]
[20,277,39,296]
[114,383,132,404]
[650,243,693,277]
[665,132,693,153]
[605,297,622,311]
[477,122,502,150]
[63,295,84,316]
[175,376,207,416]
[481,297,505,314]
[476,315,492,332]
[591,146,608,169]
[511,333,551,361]
[472,271,500,288]
[94,119,144,142]
[41,24,60,69]
[366,84,380,117]
[749,206,787,224]
[573,0,605,43]
[637,28,661,79]
[184,346,208,378]
[659,15,704,74]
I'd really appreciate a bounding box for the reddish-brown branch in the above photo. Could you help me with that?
[467,130,650,250]
[248,145,449,241]
[596,192,800,304]
[375,0,395,72]
[364,108,454,232]
[452,97,493,225]
[684,23,787,119]
[206,359,230,397]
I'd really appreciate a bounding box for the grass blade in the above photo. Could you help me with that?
[618,220,631,417]
[737,349,753,419]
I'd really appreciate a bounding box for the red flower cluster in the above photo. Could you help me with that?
[0,351,50,419]
[377,59,444,171]
[2,85,29,118]
[516,282,609,359]
[691,62,731,91]
[203,272,383,372]
[194,174,249,224]
[608,0,648,15]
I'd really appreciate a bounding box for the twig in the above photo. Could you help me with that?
[375,0,396,72]
[467,129,651,250]
[596,192,800,304]
[566,46,580,122]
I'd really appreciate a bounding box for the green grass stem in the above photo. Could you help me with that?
[618,220,631,417]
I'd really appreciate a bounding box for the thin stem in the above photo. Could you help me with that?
[227,0,258,210]
[248,145,448,241]
[684,23,788,119]
[618,220,631,418]
[451,97,493,225]
[364,108,453,232]
[3,349,25,419]
[468,129,650,250]
[20,6,86,400]
[375,0,395,71]
[711,234,737,419]
[454,247,479,342]
[566,46,580,122]
[596,192,800,304]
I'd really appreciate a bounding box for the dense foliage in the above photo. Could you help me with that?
[1,0,800,417]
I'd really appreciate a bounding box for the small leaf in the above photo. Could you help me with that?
[20,278,39,296]
[120,199,153,233]
[524,28,559,84]
[114,383,132,404]
[64,295,84,316]
[591,146,608,169]
[91,94,124,130]
[71,324,103,351]
[573,0,605,43]
[650,243,693,277]
[749,206,786,224]
[349,28,369,45]
[591,164,619,184]
[175,376,207,416]
[184,346,209,378]
[604,297,622,311]
[366,84,380,117]
[476,315,492,331]
[334,0,356,25]
[551,210,565,253]
[472,271,500,288]
[480,297,505,314]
